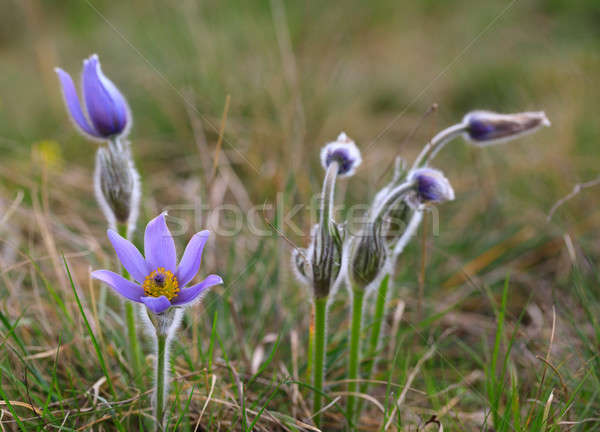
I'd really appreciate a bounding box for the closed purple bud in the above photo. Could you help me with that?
[463,110,550,145]
[408,168,455,206]
[55,54,130,140]
[320,132,362,177]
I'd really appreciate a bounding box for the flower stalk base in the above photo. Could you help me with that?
[313,296,328,427]
[346,287,365,428]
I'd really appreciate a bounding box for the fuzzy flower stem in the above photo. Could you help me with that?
[311,161,338,425]
[346,286,365,428]
[117,223,143,384]
[410,123,466,170]
[320,161,339,232]
[306,306,314,384]
[312,297,328,427]
[370,181,416,224]
[155,332,167,431]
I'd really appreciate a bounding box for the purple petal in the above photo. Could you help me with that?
[82,54,129,137]
[171,274,223,306]
[141,295,171,314]
[176,230,209,287]
[91,269,144,302]
[55,68,100,138]
[107,229,149,283]
[144,213,177,273]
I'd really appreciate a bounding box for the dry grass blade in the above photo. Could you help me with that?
[195,374,217,432]
[211,94,231,181]
[525,305,557,428]
[384,343,438,431]
[547,174,600,221]
[0,400,42,416]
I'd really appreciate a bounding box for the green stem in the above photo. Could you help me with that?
[155,333,167,431]
[347,287,365,428]
[117,223,143,380]
[357,274,389,417]
[313,296,328,427]
[306,304,314,383]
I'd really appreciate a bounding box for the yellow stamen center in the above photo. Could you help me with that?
[143,267,179,301]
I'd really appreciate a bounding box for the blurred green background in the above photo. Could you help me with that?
[1,0,599,430]
[2,0,600,217]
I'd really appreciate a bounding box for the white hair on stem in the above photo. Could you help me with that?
[125,143,141,239]
[140,306,184,425]
[93,148,117,231]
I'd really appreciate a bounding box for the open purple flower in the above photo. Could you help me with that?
[92,213,223,314]
[55,54,130,140]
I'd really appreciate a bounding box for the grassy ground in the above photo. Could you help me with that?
[1,0,600,430]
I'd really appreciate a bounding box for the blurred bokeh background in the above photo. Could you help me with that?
[1,0,599,430]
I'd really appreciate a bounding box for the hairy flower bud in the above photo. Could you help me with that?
[293,133,359,298]
[320,132,362,177]
[463,110,550,145]
[308,222,344,298]
[407,168,454,207]
[291,247,311,287]
[94,140,140,230]
[347,223,386,291]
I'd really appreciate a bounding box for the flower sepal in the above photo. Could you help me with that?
[146,306,181,336]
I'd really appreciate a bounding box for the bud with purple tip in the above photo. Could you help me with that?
[55,54,130,140]
[293,132,361,427]
[463,110,550,146]
[320,132,362,177]
[407,167,455,207]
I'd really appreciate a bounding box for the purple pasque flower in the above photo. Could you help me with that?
[463,110,550,145]
[92,213,223,314]
[320,132,362,177]
[408,167,455,206]
[55,54,130,140]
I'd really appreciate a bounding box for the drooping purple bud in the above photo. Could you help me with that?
[463,110,550,145]
[55,54,130,140]
[408,168,455,206]
[320,132,362,177]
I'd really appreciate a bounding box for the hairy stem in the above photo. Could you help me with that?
[410,123,466,170]
[306,304,314,383]
[313,296,328,427]
[370,182,415,224]
[155,332,167,431]
[346,287,365,428]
